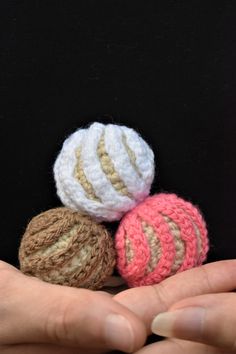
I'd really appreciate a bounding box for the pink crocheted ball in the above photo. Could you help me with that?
[115,193,209,287]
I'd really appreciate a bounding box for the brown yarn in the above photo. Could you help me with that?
[19,207,116,290]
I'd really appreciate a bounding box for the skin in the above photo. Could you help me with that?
[0,260,235,353]
[115,259,236,354]
[0,261,146,354]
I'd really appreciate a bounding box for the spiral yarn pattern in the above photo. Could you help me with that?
[54,122,155,221]
[19,207,116,290]
[115,193,209,287]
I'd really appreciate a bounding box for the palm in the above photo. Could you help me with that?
[0,260,235,354]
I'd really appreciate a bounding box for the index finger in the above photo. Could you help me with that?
[114,260,236,331]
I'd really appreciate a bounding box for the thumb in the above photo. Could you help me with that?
[151,292,236,350]
[0,261,146,353]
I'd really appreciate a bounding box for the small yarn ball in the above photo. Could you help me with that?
[115,193,209,287]
[53,122,155,221]
[19,207,116,290]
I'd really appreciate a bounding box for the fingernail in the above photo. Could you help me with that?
[105,314,134,351]
[151,307,205,339]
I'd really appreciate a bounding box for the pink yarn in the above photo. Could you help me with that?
[115,193,209,287]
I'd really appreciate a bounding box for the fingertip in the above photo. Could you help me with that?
[104,313,137,352]
[105,299,147,352]
[126,313,147,352]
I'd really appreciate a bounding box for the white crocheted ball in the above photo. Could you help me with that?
[53,122,155,221]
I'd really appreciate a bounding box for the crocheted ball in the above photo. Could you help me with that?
[115,193,209,287]
[19,207,116,290]
[53,122,155,221]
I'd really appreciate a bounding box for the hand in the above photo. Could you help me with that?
[114,260,236,353]
[0,261,146,354]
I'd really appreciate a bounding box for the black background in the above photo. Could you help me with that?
[0,1,236,267]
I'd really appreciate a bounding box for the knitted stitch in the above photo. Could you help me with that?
[53,122,155,221]
[115,193,209,287]
[19,208,116,290]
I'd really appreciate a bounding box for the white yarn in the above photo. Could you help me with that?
[53,122,155,221]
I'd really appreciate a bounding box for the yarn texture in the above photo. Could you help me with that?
[19,207,116,290]
[115,193,209,287]
[54,122,155,221]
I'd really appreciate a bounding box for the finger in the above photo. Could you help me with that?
[114,260,236,331]
[134,339,235,354]
[0,344,104,354]
[0,344,83,354]
[151,293,236,350]
[0,261,146,353]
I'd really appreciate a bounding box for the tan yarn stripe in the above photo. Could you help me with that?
[19,208,115,290]
[125,236,134,264]
[97,134,131,197]
[178,207,202,261]
[73,231,109,288]
[23,208,83,253]
[20,216,103,273]
[192,222,202,259]
[26,209,69,237]
[78,258,104,288]
[39,244,92,285]
[122,134,142,178]
[43,228,115,289]
[142,221,162,274]
[80,236,116,289]
[21,224,84,272]
[74,148,101,202]
[36,243,114,290]
[33,225,80,257]
[163,215,185,274]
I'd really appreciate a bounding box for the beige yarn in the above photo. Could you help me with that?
[141,222,162,274]
[124,215,201,277]
[74,148,101,202]
[19,208,116,290]
[96,134,131,197]
[53,123,155,221]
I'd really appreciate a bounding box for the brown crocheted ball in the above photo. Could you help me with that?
[19,207,116,290]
